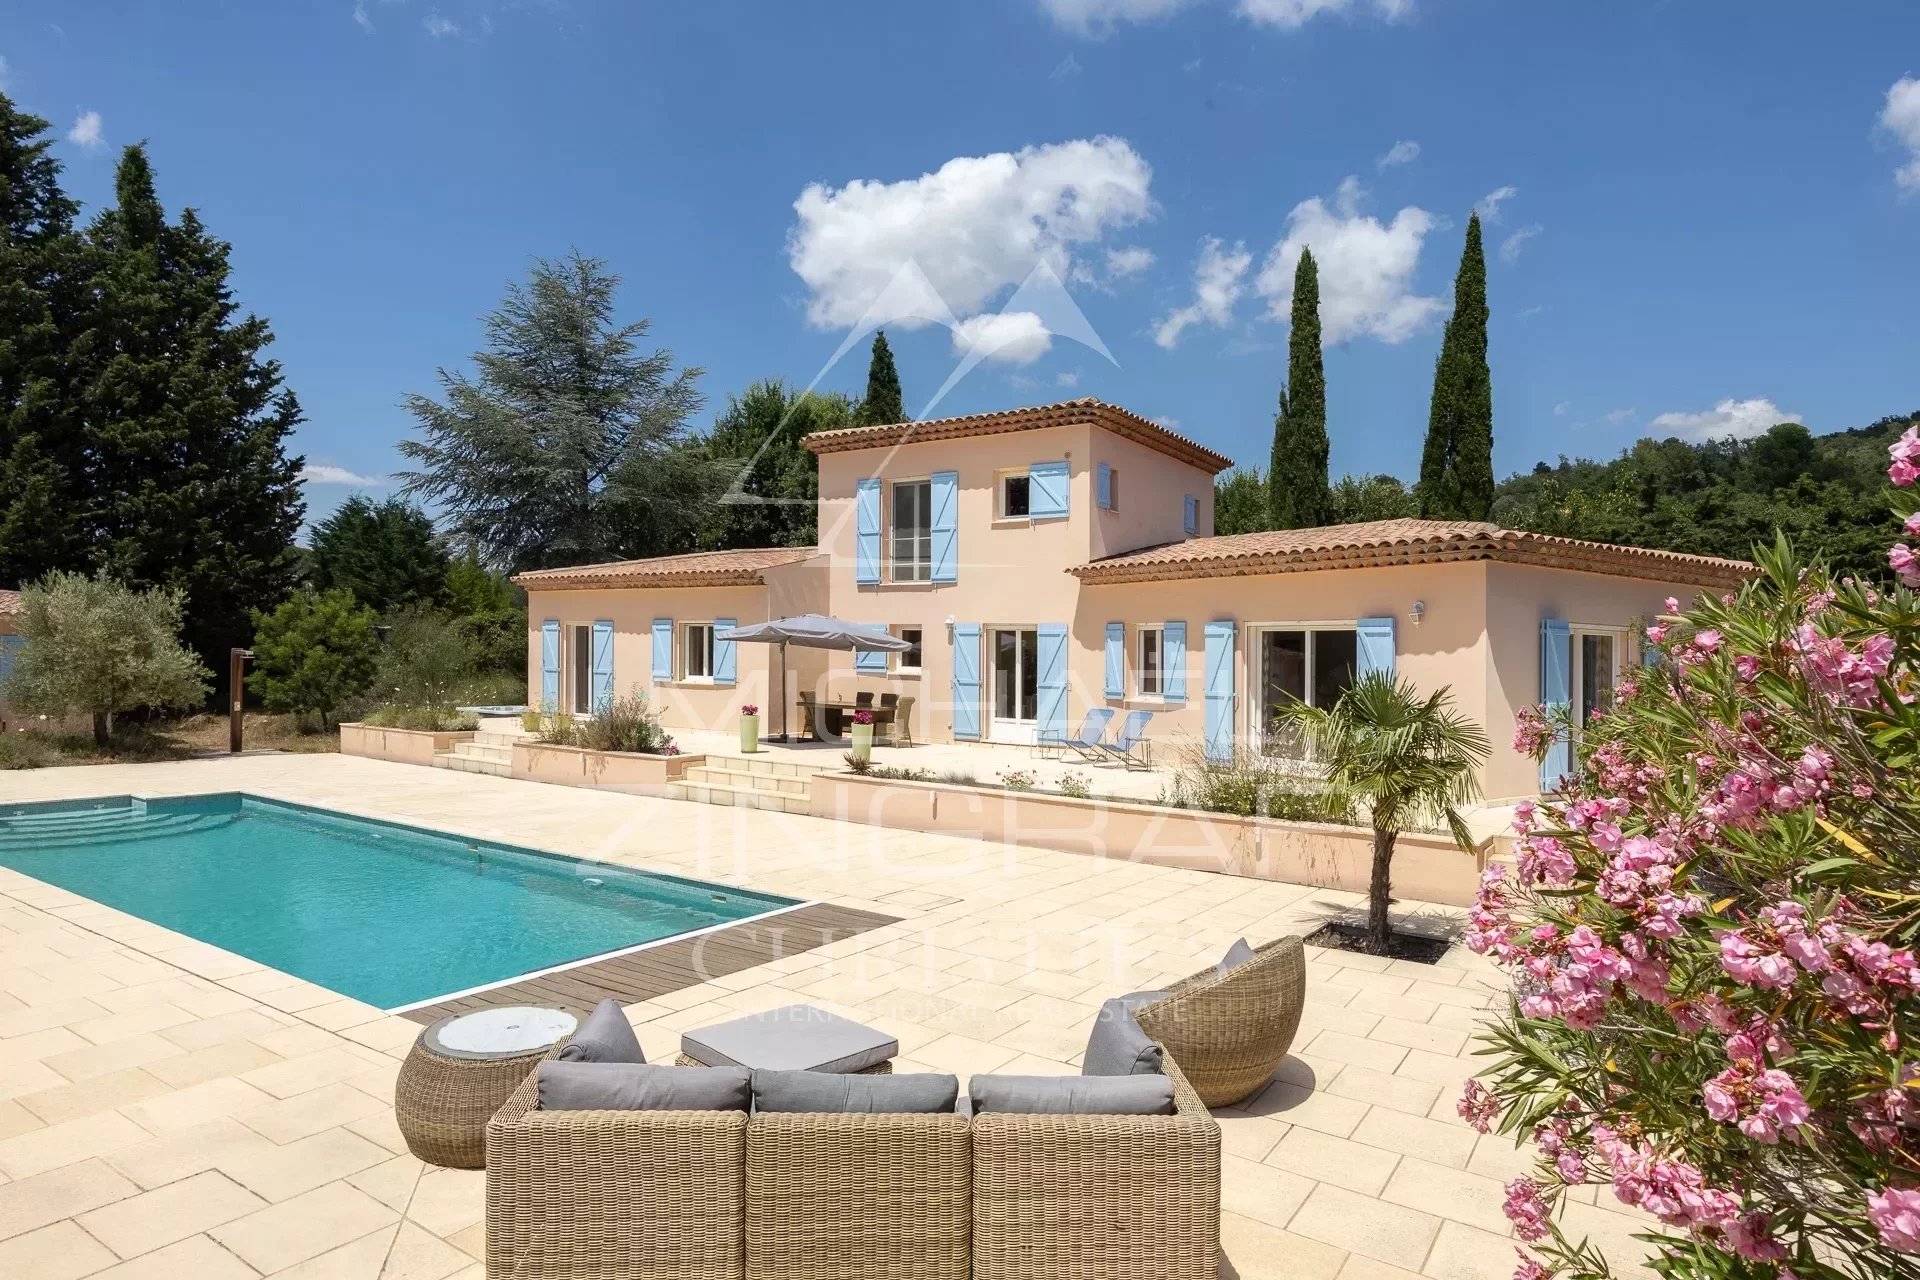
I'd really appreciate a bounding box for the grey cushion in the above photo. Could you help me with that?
[536,1061,749,1112]
[681,1003,897,1074]
[556,998,645,1064]
[1219,937,1257,974]
[751,1069,959,1114]
[1081,990,1168,1077]
[968,1073,1176,1116]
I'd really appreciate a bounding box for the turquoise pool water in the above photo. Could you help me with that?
[0,794,797,1010]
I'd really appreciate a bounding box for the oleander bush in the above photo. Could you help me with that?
[1464,426,1920,1279]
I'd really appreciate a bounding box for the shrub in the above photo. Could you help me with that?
[248,589,380,727]
[373,605,476,714]
[1057,770,1093,799]
[360,705,477,732]
[0,733,61,769]
[998,768,1035,792]
[4,572,210,746]
[1160,740,1354,824]
[536,690,675,755]
[842,751,872,775]
[870,764,933,782]
[1466,434,1920,1279]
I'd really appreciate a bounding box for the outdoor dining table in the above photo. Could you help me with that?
[806,699,894,741]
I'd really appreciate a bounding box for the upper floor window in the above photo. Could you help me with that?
[890,480,931,582]
[999,472,1031,520]
[1137,625,1163,697]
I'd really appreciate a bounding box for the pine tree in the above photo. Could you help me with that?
[1267,249,1330,528]
[855,330,905,425]
[309,495,450,616]
[79,145,306,680]
[0,93,85,586]
[1418,214,1494,520]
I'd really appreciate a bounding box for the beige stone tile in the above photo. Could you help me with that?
[41,1033,182,1083]
[0,1025,90,1066]
[1347,990,1442,1024]
[247,1025,342,1061]
[0,1220,120,1280]
[1421,1219,1523,1280]
[1324,1064,1443,1117]
[1381,1158,1511,1234]
[0,1109,152,1180]
[400,1167,484,1238]
[143,1041,283,1090]
[69,1005,200,1047]
[266,1226,392,1280]
[1288,1182,1439,1270]
[1240,1082,1371,1137]
[343,1109,409,1156]
[1306,1030,1409,1074]
[1464,1134,1538,1183]
[1265,1126,1404,1196]
[1393,1049,1482,1090]
[209,1182,399,1273]
[346,1156,424,1213]
[381,1222,471,1279]
[1221,1154,1314,1228]
[1336,1257,1425,1280]
[238,1049,377,1100]
[237,1083,385,1145]
[88,1234,259,1280]
[1352,1108,1478,1170]
[298,999,385,1034]
[0,1100,38,1142]
[1216,1113,1290,1163]
[105,1119,277,1190]
[906,1033,1020,1076]
[119,1077,275,1134]
[1218,1212,1348,1280]
[337,1019,420,1056]
[15,1067,170,1125]
[77,1170,267,1259]
[157,1010,285,1054]
[0,1159,138,1243]
[442,1222,484,1261]
[218,1127,391,1202]
[1366,1016,1468,1057]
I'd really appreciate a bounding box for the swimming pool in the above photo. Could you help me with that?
[0,794,799,1010]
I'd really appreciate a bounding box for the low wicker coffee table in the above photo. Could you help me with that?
[395,1005,577,1168]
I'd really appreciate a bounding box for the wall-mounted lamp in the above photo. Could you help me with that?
[944,615,956,639]
[1410,600,1426,626]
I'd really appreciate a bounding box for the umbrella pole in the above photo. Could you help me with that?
[779,640,789,743]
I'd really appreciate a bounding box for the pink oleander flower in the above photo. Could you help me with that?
[1893,459,1919,487]
[1892,544,1920,589]
[1702,1062,1810,1144]
[1733,653,1762,681]
[1907,511,1920,537]
[1692,628,1722,653]
[1503,1179,1552,1242]
[1726,1212,1788,1262]
[1513,1252,1549,1280]
[1869,1187,1920,1254]
[1458,1078,1501,1133]
[1512,704,1555,757]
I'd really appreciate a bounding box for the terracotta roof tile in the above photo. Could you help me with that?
[511,547,817,591]
[1071,519,1756,589]
[801,397,1233,474]
[0,589,20,616]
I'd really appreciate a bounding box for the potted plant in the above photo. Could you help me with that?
[849,708,874,764]
[738,703,760,753]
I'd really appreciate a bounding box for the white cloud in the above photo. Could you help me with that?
[1038,0,1196,34]
[1649,397,1799,441]
[1476,185,1517,222]
[302,463,385,486]
[0,56,10,89]
[1254,176,1441,344]
[1882,77,1920,192]
[1500,223,1542,262]
[1553,401,1570,417]
[1057,370,1081,388]
[423,12,459,37]
[1376,140,1420,170]
[1238,0,1412,27]
[1153,237,1252,349]
[1105,245,1155,279]
[951,312,1054,365]
[1154,415,1183,429]
[787,137,1152,333]
[352,3,374,33]
[66,110,103,149]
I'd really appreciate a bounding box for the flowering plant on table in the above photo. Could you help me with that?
[740,704,759,716]
[851,709,874,726]
[1465,428,1920,1280]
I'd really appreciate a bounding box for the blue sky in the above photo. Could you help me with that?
[4,1,1918,526]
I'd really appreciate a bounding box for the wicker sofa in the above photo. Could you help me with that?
[484,1052,1220,1280]
[1131,935,1308,1106]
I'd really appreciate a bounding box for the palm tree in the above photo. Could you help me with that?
[1273,673,1489,954]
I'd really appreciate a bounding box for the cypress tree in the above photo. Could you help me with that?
[80,144,306,682]
[1418,214,1494,520]
[855,330,905,425]
[0,93,85,585]
[1267,249,1330,529]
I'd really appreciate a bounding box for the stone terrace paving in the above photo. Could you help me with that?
[0,754,1658,1280]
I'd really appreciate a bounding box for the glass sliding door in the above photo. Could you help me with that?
[990,626,1039,743]
[1252,625,1361,756]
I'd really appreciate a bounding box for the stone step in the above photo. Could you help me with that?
[474,730,527,748]
[449,742,512,764]
[684,764,809,795]
[667,780,812,816]
[431,750,510,777]
[700,753,820,780]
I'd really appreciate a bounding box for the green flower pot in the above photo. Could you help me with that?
[850,721,873,764]
[739,714,760,753]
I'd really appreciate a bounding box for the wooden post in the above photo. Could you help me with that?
[229,649,252,753]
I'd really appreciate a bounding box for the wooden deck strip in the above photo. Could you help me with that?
[398,901,900,1024]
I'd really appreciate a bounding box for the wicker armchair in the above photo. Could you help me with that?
[485,1069,748,1280]
[745,1111,971,1280]
[1131,935,1307,1106]
[970,1053,1220,1280]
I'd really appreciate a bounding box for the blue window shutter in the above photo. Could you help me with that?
[1096,462,1112,510]
[1164,621,1187,702]
[855,647,887,673]
[1104,623,1125,699]
[1183,495,1198,535]
[1203,621,1236,763]
[930,471,958,583]
[1037,624,1069,742]
[952,624,982,740]
[855,478,882,584]
[1029,461,1069,519]
[1356,617,1396,678]
[713,618,737,686]
[1540,618,1572,790]
[539,620,560,711]
[651,618,673,682]
[590,620,615,711]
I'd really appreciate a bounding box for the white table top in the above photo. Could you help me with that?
[426,1006,578,1059]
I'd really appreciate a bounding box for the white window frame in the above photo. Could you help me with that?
[888,478,932,583]
[1571,625,1626,735]
[1247,622,1362,755]
[1136,625,1164,698]
[681,621,716,684]
[996,469,1033,522]
[566,623,594,715]
[893,626,924,676]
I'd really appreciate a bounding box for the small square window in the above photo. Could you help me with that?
[1001,473,1031,519]
[683,623,714,681]
[895,627,923,673]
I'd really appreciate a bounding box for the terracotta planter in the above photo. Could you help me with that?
[849,722,873,763]
[739,715,761,753]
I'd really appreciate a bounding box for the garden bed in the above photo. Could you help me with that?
[808,771,1490,905]
[510,740,703,792]
[338,721,475,767]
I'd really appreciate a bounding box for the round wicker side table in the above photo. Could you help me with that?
[395,1005,577,1169]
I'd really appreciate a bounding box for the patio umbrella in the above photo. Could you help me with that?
[715,615,910,742]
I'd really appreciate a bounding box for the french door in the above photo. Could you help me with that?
[990,627,1039,744]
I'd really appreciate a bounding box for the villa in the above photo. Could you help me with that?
[515,398,1750,799]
